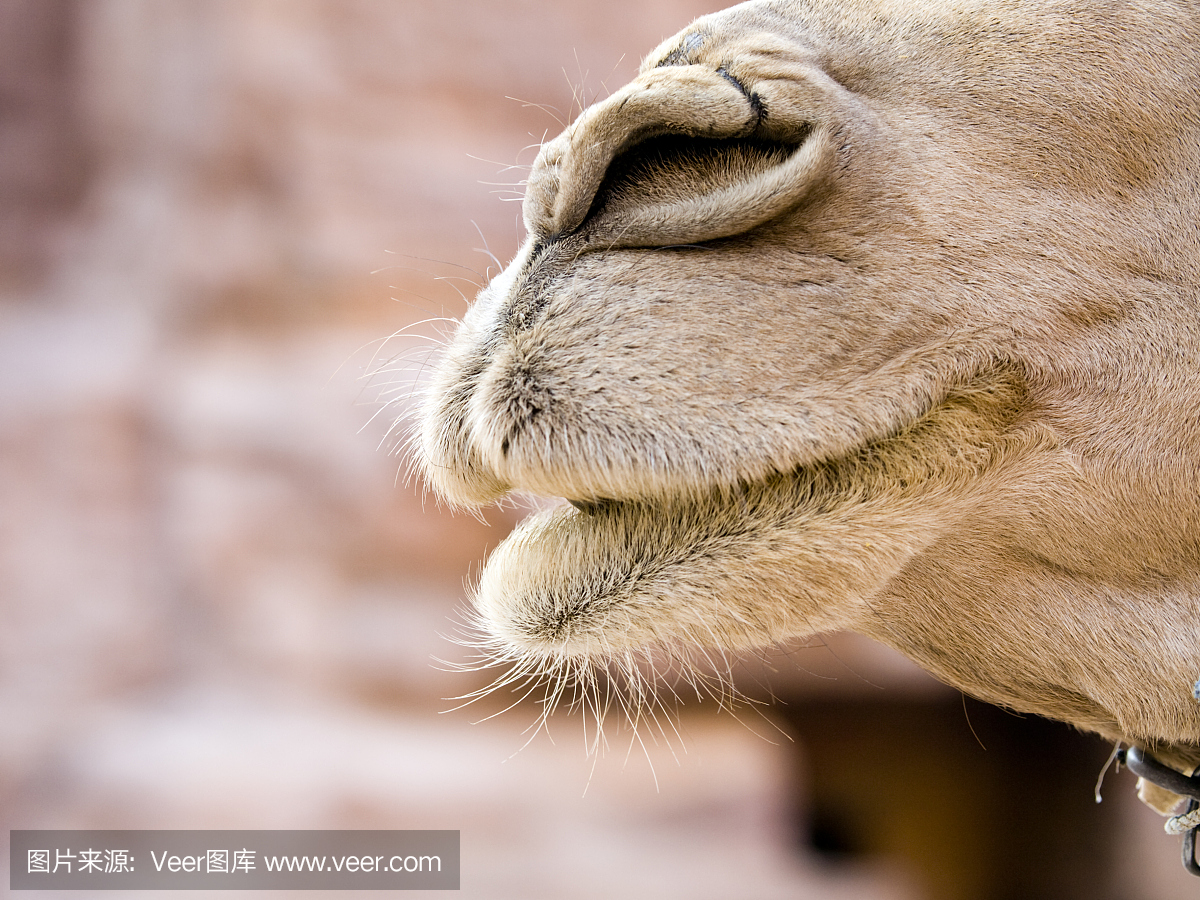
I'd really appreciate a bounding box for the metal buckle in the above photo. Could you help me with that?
[1118,746,1200,876]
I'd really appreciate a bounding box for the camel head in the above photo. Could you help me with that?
[417,0,1200,760]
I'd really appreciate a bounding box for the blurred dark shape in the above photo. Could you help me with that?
[0,0,90,286]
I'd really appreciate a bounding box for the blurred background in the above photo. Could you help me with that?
[0,2,1194,898]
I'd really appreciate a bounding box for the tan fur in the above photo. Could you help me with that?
[418,0,1200,761]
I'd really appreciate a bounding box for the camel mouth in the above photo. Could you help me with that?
[468,367,1027,666]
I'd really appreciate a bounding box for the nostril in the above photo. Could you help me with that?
[578,131,807,241]
[524,64,761,238]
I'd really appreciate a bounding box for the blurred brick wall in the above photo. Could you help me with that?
[0,0,90,284]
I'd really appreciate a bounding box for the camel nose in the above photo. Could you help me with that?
[522,65,761,240]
